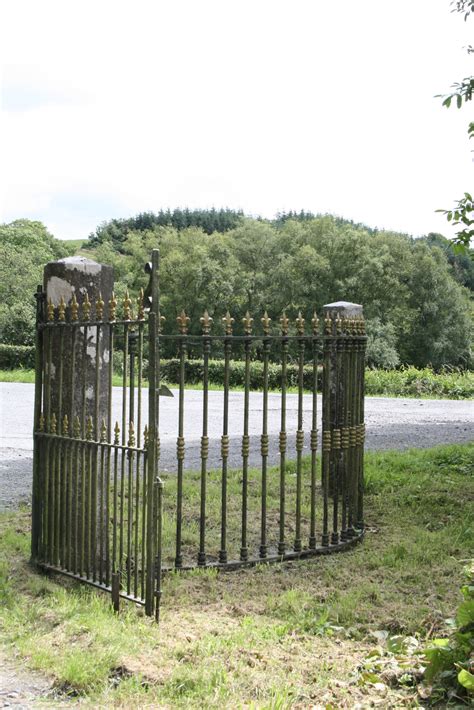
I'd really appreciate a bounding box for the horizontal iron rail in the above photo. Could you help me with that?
[34,432,147,454]
[35,562,146,605]
[161,531,364,572]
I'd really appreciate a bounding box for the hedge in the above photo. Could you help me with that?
[0,344,36,369]
[2,345,473,399]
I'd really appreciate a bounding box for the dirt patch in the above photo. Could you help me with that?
[0,649,52,708]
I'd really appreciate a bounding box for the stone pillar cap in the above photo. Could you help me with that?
[48,256,106,275]
[323,301,363,315]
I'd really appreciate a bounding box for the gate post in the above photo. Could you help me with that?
[322,301,366,544]
[43,257,114,424]
[40,257,114,567]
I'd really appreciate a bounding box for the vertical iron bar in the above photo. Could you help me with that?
[260,314,271,559]
[31,286,45,560]
[321,313,331,546]
[240,315,252,562]
[146,249,160,616]
[278,319,288,556]
[141,448,147,600]
[120,322,129,583]
[112,436,119,575]
[198,312,212,566]
[154,477,163,622]
[309,313,319,549]
[342,318,353,538]
[99,432,105,583]
[219,317,232,564]
[134,450,140,599]
[175,310,188,569]
[294,314,305,553]
[127,427,134,596]
[357,319,366,530]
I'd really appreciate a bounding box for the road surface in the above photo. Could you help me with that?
[0,382,472,510]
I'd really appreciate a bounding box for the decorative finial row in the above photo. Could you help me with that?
[45,289,146,323]
[324,312,366,335]
[184,309,321,335]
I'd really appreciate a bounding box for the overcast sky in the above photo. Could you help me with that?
[0,0,472,240]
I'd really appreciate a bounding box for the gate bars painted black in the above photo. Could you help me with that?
[31,249,366,619]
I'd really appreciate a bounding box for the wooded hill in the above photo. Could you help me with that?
[1,212,472,369]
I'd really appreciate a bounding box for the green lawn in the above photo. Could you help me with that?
[1,443,473,707]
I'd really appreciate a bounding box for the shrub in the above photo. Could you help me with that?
[0,344,35,369]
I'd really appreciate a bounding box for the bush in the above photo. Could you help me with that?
[0,344,35,369]
[423,562,474,703]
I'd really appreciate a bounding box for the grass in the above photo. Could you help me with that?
[1,443,473,706]
[1,365,473,398]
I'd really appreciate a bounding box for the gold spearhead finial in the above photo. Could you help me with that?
[73,416,81,438]
[137,288,145,320]
[50,413,57,434]
[177,309,190,334]
[128,421,135,448]
[242,311,253,335]
[144,425,149,447]
[280,312,289,335]
[261,311,271,335]
[114,421,120,445]
[222,311,234,335]
[109,292,117,322]
[200,310,213,334]
[100,418,107,442]
[71,293,79,321]
[58,296,66,322]
[96,292,104,321]
[62,414,69,436]
[361,316,366,335]
[324,312,333,335]
[295,311,305,335]
[123,290,132,321]
[82,292,91,321]
[86,416,93,440]
[311,311,319,335]
[335,313,343,335]
[38,413,45,432]
[47,298,55,322]
[158,313,166,334]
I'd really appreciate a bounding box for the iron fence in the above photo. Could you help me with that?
[31,249,366,620]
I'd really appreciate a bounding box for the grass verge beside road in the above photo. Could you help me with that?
[1,365,473,398]
[0,443,473,707]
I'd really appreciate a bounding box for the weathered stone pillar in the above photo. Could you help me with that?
[42,257,114,577]
[322,301,365,543]
[43,256,113,434]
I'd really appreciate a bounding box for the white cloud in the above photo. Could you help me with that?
[0,0,472,239]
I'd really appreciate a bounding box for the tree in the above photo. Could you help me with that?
[436,1,474,252]
[0,220,73,345]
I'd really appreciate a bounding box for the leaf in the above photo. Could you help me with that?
[457,94,463,108]
[458,668,474,691]
[431,638,450,648]
[456,599,474,627]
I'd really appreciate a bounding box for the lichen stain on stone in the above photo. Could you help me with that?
[58,256,102,275]
[103,348,110,364]
[46,277,74,305]
[47,362,56,378]
[86,386,94,401]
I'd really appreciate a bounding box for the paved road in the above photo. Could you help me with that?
[0,382,472,510]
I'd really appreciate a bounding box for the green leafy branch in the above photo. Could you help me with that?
[436,193,474,252]
[436,77,474,108]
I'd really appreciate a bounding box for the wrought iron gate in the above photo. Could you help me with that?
[31,249,366,619]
